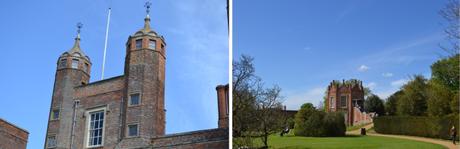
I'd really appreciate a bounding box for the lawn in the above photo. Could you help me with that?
[346,122,371,131]
[243,133,446,149]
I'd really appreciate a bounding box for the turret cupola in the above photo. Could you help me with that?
[57,23,91,75]
[126,2,166,57]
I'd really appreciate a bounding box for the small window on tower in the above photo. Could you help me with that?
[51,109,60,120]
[47,136,57,148]
[135,39,142,49]
[127,124,139,137]
[129,93,140,106]
[72,59,79,69]
[60,59,67,68]
[84,63,89,72]
[149,40,156,49]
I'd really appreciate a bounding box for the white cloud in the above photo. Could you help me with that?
[374,89,398,99]
[358,65,370,72]
[366,82,377,90]
[382,72,393,77]
[391,79,409,87]
[283,87,325,110]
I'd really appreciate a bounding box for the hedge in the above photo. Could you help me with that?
[374,115,459,140]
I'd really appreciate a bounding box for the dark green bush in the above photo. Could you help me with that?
[294,108,345,137]
[374,115,459,139]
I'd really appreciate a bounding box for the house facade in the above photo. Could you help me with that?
[44,6,228,149]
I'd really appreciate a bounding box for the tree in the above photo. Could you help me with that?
[451,92,459,115]
[294,103,316,136]
[294,103,345,137]
[364,94,385,116]
[233,55,284,148]
[232,55,259,137]
[385,90,403,116]
[439,0,459,55]
[427,80,453,117]
[397,75,428,116]
[254,86,283,148]
[430,54,460,92]
[363,87,372,98]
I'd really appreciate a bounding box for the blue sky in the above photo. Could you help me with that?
[234,0,450,110]
[0,0,228,148]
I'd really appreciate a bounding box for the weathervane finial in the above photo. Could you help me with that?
[144,1,152,16]
[76,22,83,38]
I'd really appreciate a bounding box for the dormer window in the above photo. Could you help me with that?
[72,59,79,69]
[149,40,156,49]
[135,39,142,49]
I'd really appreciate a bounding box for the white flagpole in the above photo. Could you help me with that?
[101,8,111,80]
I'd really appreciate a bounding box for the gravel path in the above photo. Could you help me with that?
[346,123,460,149]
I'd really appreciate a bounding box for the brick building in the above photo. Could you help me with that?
[0,118,29,149]
[44,7,228,149]
[325,79,371,126]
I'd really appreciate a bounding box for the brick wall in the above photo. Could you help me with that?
[148,128,228,149]
[0,118,28,149]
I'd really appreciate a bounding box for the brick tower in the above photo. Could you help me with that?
[44,24,92,148]
[325,79,364,126]
[118,4,166,147]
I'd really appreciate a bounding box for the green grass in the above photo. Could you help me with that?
[243,133,446,149]
[346,122,371,131]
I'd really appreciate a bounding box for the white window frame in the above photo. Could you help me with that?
[85,107,106,148]
[46,135,57,148]
[71,59,79,69]
[127,123,139,137]
[149,39,156,49]
[128,93,141,106]
[329,97,334,109]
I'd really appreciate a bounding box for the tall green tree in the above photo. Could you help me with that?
[294,103,316,136]
[430,54,460,92]
[427,80,453,117]
[397,75,428,116]
[364,94,385,116]
[385,90,403,116]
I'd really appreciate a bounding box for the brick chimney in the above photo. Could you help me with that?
[216,84,229,128]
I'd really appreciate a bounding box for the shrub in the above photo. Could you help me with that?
[294,104,345,137]
[374,115,459,140]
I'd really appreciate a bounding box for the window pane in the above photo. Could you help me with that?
[88,110,104,146]
[52,110,59,120]
[128,124,138,136]
[72,59,79,69]
[130,94,140,105]
[149,40,156,49]
[60,59,67,68]
[341,96,347,107]
[136,39,142,49]
[47,136,56,147]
